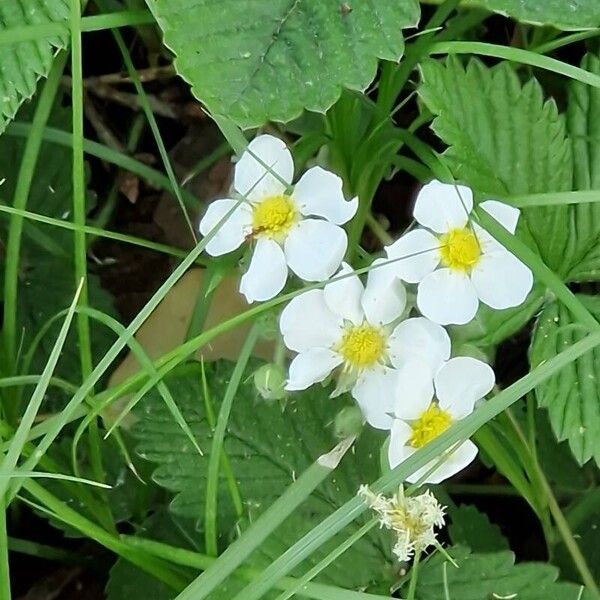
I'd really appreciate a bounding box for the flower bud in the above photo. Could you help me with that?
[333,405,364,439]
[253,363,287,401]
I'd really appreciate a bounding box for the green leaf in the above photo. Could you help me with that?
[132,362,391,591]
[412,546,591,600]
[530,295,600,466]
[565,52,600,282]
[147,0,420,128]
[448,505,509,553]
[418,57,574,275]
[476,0,600,30]
[0,1,69,135]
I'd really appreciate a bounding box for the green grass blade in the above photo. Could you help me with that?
[81,10,153,32]
[2,471,111,488]
[176,438,357,600]
[105,15,197,240]
[122,535,392,600]
[273,518,379,600]
[508,190,600,208]
[204,324,260,556]
[0,504,9,600]
[0,204,194,261]
[0,376,78,395]
[5,123,199,208]
[428,41,600,89]
[0,279,83,500]
[2,53,67,385]
[0,11,153,46]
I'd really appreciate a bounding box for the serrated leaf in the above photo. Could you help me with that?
[146,0,420,128]
[0,1,69,134]
[477,0,600,30]
[132,362,390,591]
[412,546,591,600]
[448,505,509,553]
[565,52,600,283]
[530,295,600,466]
[418,57,573,275]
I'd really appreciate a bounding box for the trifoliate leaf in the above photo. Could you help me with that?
[146,0,420,128]
[418,57,573,276]
[448,505,509,553]
[477,0,600,30]
[412,546,592,600]
[132,362,391,590]
[565,52,600,283]
[0,1,69,134]
[530,295,600,466]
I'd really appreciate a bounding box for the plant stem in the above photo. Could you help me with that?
[406,552,421,600]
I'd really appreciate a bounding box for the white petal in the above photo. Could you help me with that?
[284,219,347,282]
[480,200,520,233]
[234,134,294,202]
[392,359,435,421]
[292,166,358,225]
[388,420,414,469]
[239,238,288,303]
[413,180,473,233]
[285,348,342,391]
[388,317,451,373]
[471,250,533,310]
[417,269,479,325]
[408,440,478,484]
[323,262,364,324]
[360,258,407,326]
[198,199,252,256]
[352,367,397,430]
[435,357,495,418]
[385,229,441,283]
[280,289,343,353]
[473,200,520,251]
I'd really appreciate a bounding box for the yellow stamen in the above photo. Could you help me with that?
[339,323,386,369]
[439,227,481,272]
[409,405,452,448]
[252,195,297,240]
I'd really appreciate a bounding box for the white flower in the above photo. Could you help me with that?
[385,180,534,325]
[358,485,446,562]
[199,134,358,302]
[388,356,495,484]
[280,262,451,429]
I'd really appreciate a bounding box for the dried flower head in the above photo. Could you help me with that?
[358,485,445,562]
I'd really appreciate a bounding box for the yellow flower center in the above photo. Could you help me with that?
[252,195,297,240]
[339,323,387,369]
[439,227,481,272]
[409,405,453,449]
